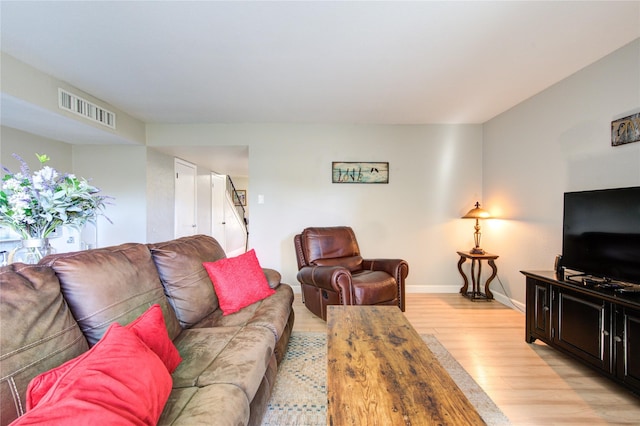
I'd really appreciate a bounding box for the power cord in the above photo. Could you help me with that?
[494,273,525,313]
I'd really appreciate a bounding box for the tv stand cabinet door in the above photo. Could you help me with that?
[552,287,613,374]
[617,307,640,390]
[526,277,551,343]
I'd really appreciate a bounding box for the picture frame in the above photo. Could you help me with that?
[234,190,246,206]
[332,162,389,184]
[612,112,640,146]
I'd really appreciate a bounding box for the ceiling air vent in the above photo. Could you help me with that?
[58,88,116,129]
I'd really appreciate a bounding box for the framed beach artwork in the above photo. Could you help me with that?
[332,162,389,184]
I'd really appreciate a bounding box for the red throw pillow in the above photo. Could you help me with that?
[25,305,182,409]
[203,249,276,316]
[126,304,182,373]
[19,323,172,426]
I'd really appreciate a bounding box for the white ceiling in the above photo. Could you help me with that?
[1,1,639,175]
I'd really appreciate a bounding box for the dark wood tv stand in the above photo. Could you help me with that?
[522,270,640,395]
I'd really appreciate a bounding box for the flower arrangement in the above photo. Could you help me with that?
[0,153,110,239]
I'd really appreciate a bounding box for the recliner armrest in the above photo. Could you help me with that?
[362,258,409,279]
[296,265,352,293]
[362,258,409,311]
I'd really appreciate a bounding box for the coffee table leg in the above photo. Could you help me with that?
[457,256,469,295]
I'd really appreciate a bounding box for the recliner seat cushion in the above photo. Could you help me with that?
[351,270,398,305]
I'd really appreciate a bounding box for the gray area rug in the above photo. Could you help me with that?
[261,332,510,425]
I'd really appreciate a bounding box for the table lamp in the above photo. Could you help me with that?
[462,201,491,254]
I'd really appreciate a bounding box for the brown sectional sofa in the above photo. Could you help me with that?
[0,235,295,426]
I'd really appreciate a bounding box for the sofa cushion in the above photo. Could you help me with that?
[126,304,182,373]
[0,264,89,426]
[194,284,294,342]
[203,249,276,316]
[17,323,172,426]
[171,326,275,402]
[159,384,250,426]
[149,235,226,328]
[41,243,182,345]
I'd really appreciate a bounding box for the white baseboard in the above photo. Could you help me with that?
[405,285,459,293]
[492,291,525,313]
[290,283,525,314]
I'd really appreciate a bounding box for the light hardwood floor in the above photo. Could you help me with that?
[291,293,640,425]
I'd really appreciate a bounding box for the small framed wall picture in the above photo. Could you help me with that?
[332,162,389,184]
[612,112,640,146]
[234,190,246,206]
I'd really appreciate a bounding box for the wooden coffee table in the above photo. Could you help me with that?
[327,305,485,425]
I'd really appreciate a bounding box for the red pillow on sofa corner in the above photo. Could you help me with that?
[19,323,172,426]
[203,249,276,316]
[25,305,181,411]
[126,304,182,373]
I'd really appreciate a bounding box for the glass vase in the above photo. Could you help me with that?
[8,238,54,264]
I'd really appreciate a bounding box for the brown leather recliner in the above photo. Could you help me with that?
[294,226,409,320]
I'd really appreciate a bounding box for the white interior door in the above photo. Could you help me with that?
[211,173,227,247]
[174,159,197,238]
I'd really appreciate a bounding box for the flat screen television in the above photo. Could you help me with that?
[562,186,640,284]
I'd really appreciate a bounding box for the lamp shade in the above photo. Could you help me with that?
[462,202,491,219]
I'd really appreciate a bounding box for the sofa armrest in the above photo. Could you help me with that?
[262,268,282,289]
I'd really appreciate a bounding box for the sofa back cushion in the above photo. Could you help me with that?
[41,243,181,346]
[149,235,227,328]
[0,264,89,426]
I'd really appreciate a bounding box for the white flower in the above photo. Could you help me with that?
[32,166,58,189]
[0,154,110,238]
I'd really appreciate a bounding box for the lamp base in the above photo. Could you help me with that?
[470,247,485,255]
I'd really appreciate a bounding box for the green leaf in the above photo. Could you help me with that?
[35,153,50,164]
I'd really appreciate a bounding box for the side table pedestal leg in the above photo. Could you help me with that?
[457,256,469,295]
[485,260,498,300]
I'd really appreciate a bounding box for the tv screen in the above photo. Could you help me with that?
[562,186,640,284]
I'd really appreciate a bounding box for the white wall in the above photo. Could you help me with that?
[1,127,72,172]
[483,39,640,305]
[72,145,148,246]
[146,147,175,243]
[196,165,212,237]
[1,53,146,145]
[147,123,483,291]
